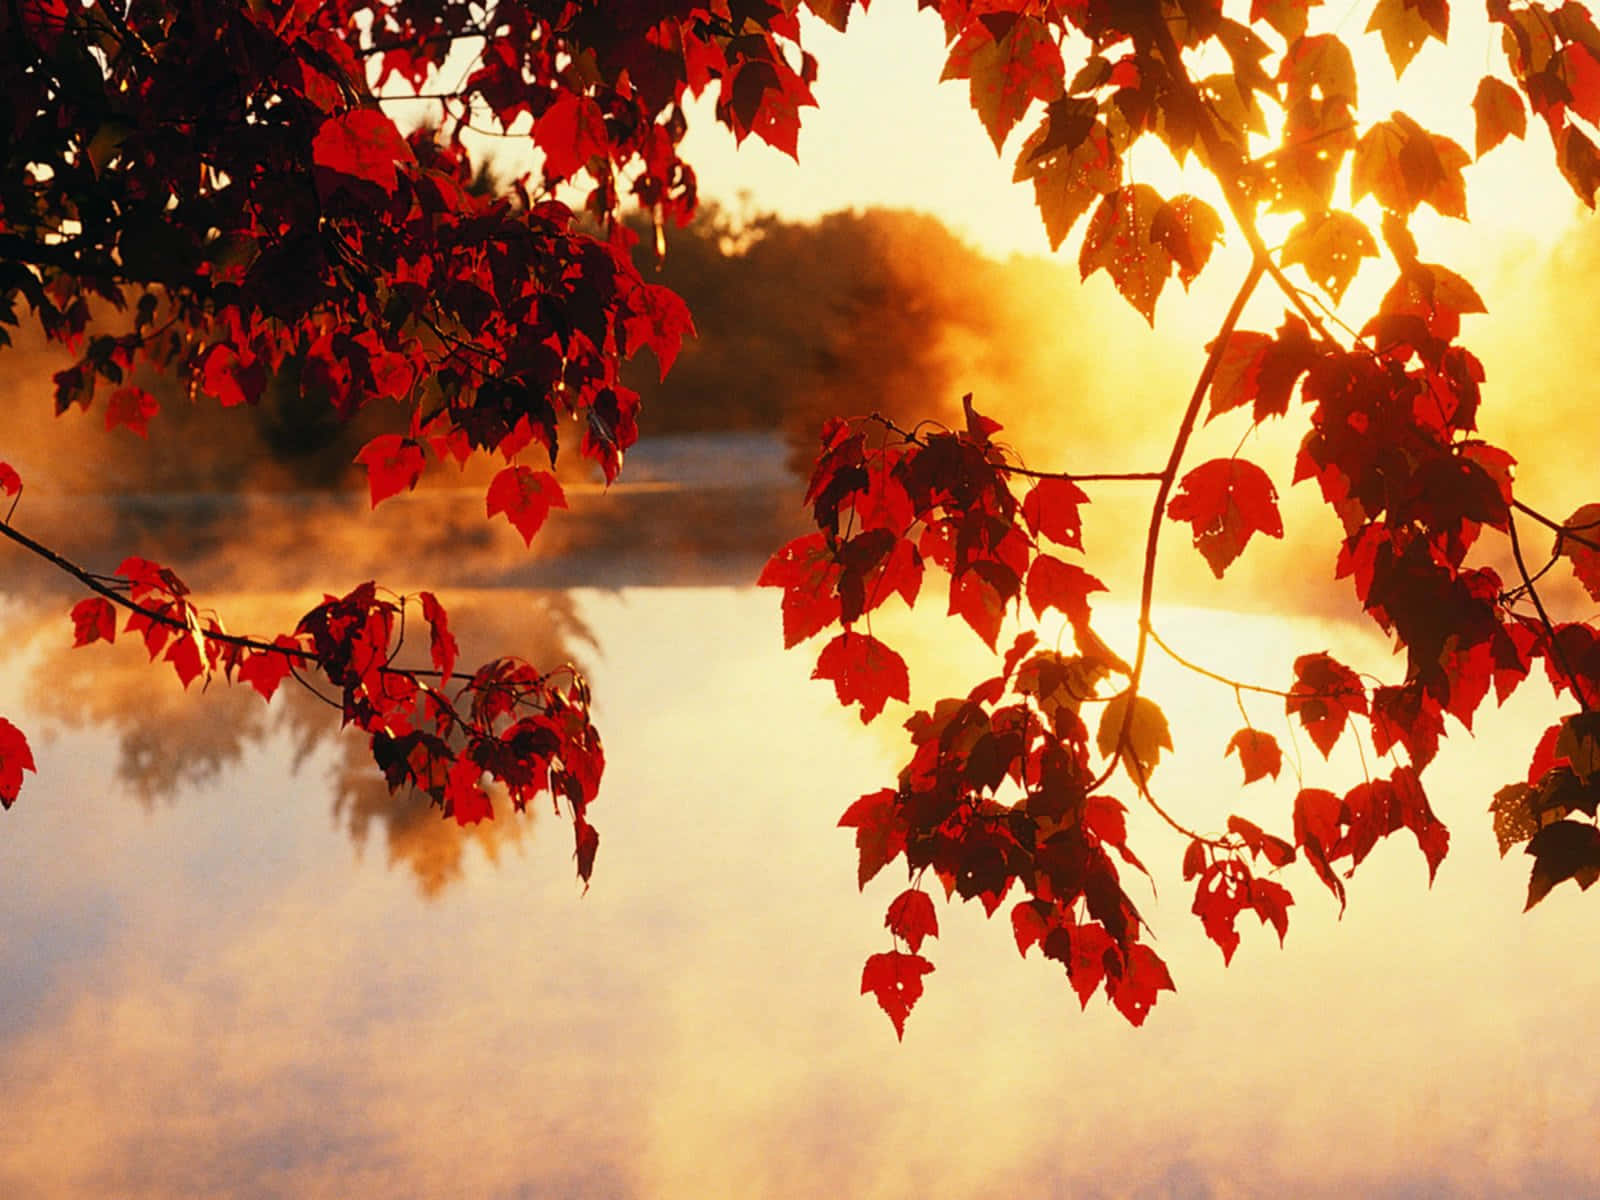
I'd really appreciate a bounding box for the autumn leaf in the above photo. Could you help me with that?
[1226,728,1282,783]
[1020,476,1089,549]
[1281,211,1379,304]
[861,950,934,1040]
[311,108,415,199]
[1525,820,1600,910]
[1150,195,1223,288]
[1097,692,1172,783]
[1015,121,1119,251]
[0,717,36,808]
[0,462,19,496]
[418,591,458,684]
[1166,458,1284,577]
[885,888,939,952]
[1025,554,1105,629]
[355,434,426,508]
[69,596,117,647]
[1553,503,1600,601]
[533,91,609,181]
[485,465,567,546]
[1286,652,1368,757]
[758,534,844,649]
[840,787,905,888]
[813,632,910,723]
[237,638,303,701]
[1472,76,1526,159]
[1366,0,1449,79]
[1080,184,1174,324]
[446,755,494,826]
[105,386,158,437]
[1352,112,1469,218]
[942,14,1063,152]
[1107,943,1175,1027]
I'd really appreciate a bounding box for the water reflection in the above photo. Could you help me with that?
[1,581,1598,1197]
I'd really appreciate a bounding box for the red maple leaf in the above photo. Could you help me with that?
[69,597,117,647]
[1025,554,1105,628]
[312,108,415,199]
[485,465,567,546]
[1020,476,1089,550]
[1225,728,1282,783]
[0,717,36,809]
[812,632,910,723]
[861,950,934,1040]
[105,386,159,437]
[418,591,458,683]
[237,636,306,701]
[839,787,906,888]
[533,91,610,181]
[885,888,939,952]
[1286,651,1368,757]
[758,533,844,648]
[446,755,494,826]
[0,462,19,496]
[355,435,426,508]
[1167,457,1285,577]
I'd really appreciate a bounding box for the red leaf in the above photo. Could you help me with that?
[447,755,494,826]
[105,386,158,437]
[355,435,425,508]
[1167,457,1284,577]
[758,534,843,648]
[70,597,117,647]
[1025,554,1105,627]
[1286,651,1368,757]
[165,632,205,689]
[839,787,905,889]
[860,950,934,1040]
[948,566,1008,650]
[1227,815,1296,867]
[0,717,37,809]
[237,638,303,701]
[885,888,939,952]
[1021,477,1089,550]
[1107,942,1174,1026]
[533,91,610,181]
[486,465,567,546]
[312,108,415,198]
[812,632,910,724]
[625,282,696,379]
[1225,728,1282,783]
[0,462,19,496]
[418,591,458,683]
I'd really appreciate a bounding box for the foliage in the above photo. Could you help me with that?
[5,0,1600,1040]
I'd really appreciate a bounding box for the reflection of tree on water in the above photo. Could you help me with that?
[10,583,595,898]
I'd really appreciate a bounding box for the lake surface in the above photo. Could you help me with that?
[0,485,1596,1199]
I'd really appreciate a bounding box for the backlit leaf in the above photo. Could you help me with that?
[1097,692,1172,783]
[1015,122,1119,251]
[1472,76,1526,159]
[861,950,934,1040]
[1080,184,1173,324]
[485,465,567,546]
[355,434,425,508]
[813,632,910,724]
[1281,211,1379,304]
[1525,819,1600,909]
[1166,458,1284,577]
[885,888,939,952]
[1226,728,1283,783]
[1366,0,1448,78]
[0,717,35,809]
[69,597,117,647]
[942,15,1063,152]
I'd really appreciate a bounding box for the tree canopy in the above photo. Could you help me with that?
[5,0,1600,1039]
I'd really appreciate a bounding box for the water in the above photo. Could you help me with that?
[0,522,1596,1196]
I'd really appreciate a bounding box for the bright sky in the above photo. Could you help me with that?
[675,3,1588,270]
